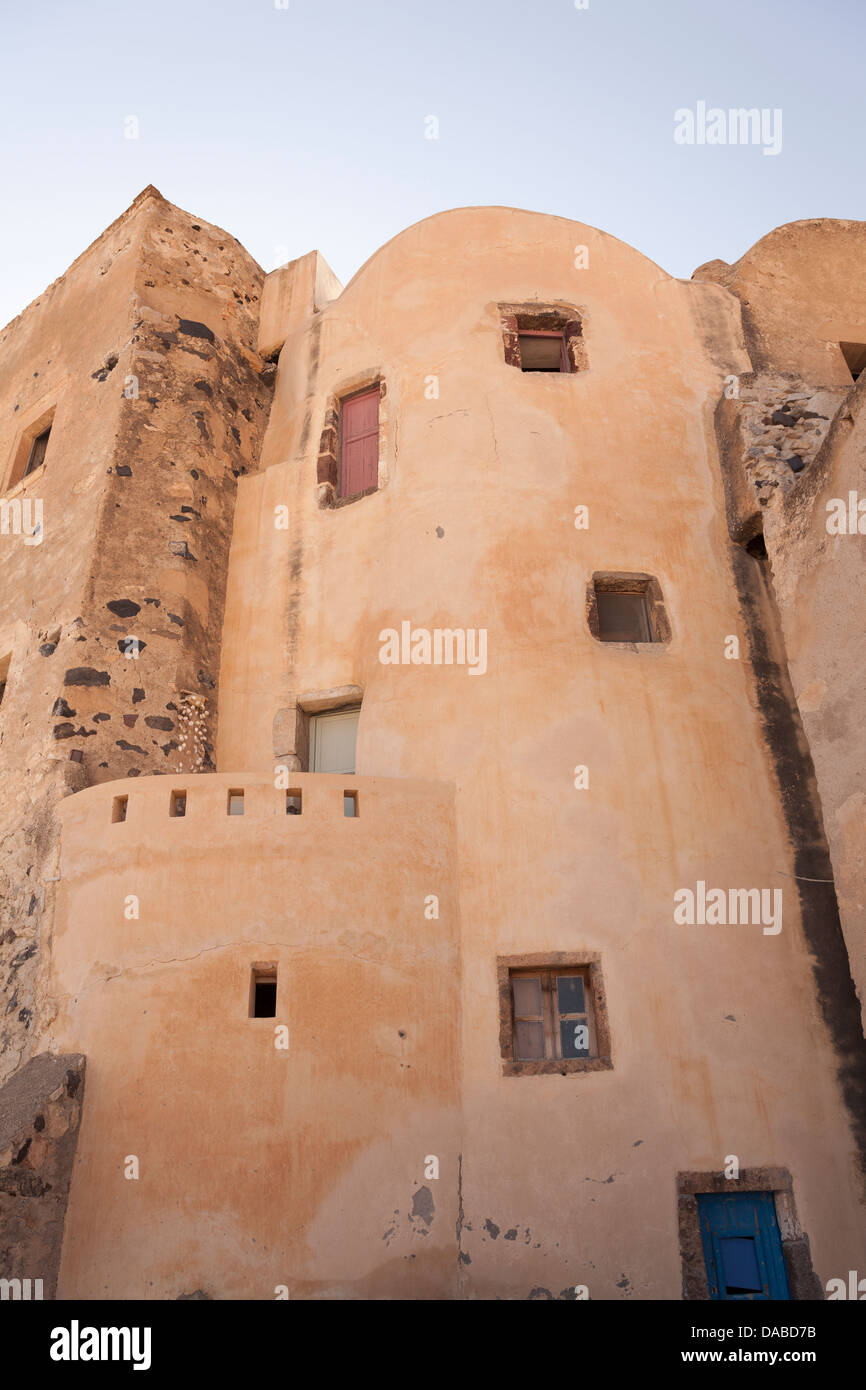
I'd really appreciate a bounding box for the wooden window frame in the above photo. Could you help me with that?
[517,329,569,374]
[498,952,613,1077]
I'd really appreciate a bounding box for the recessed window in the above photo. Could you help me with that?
[170,790,187,818]
[24,427,51,477]
[498,955,613,1076]
[597,589,652,643]
[227,789,244,815]
[0,653,9,706]
[309,706,360,774]
[588,573,671,645]
[697,1193,790,1300]
[286,791,302,815]
[840,342,866,383]
[112,794,128,823]
[518,331,567,373]
[343,790,358,818]
[249,965,277,1018]
[499,305,586,375]
[339,386,379,499]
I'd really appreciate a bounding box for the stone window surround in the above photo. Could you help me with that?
[316,374,389,509]
[272,684,364,773]
[677,1167,823,1301]
[3,390,63,495]
[586,571,672,649]
[497,951,613,1077]
[498,302,588,374]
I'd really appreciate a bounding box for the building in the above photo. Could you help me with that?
[0,186,864,1300]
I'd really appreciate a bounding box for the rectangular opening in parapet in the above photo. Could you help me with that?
[112,795,128,824]
[250,964,277,1018]
[518,331,567,373]
[170,790,187,818]
[343,790,358,818]
[286,790,302,816]
[227,789,244,815]
[840,342,866,383]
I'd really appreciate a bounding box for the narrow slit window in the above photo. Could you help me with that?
[0,653,9,706]
[112,795,128,823]
[228,789,244,815]
[170,790,187,818]
[286,790,302,815]
[24,427,51,477]
[250,965,277,1018]
[343,790,358,818]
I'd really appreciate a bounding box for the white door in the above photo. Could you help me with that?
[310,707,360,774]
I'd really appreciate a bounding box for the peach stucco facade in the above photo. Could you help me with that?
[1,191,864,1299]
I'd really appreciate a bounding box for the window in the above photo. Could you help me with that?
[24,428,51,477]
[112,795,128,823]
[309,706,360,774]
[339,386,379,499]
[249,965,277,1018]
[499,304,587,374]
[498,955,612,1075]
[697,1194,790,1301]
[227,789,244,815]
[596,589,652,643]
[0,653,9,706]
[170,790,187,817]
[840,342,866,383]
[517,331,567,373]
[588,573,671,645]
[343,790,358,818]
[286,791,302,815]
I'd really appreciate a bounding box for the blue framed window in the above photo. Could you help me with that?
[697,1192,790,1300]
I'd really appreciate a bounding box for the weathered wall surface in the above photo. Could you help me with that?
[696,221,866,1026]
[0,187,272,1089]
[214,207,865,1298]
[48,774,460,1300]
[0,1051,85,1299]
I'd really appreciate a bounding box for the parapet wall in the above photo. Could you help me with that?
[48,772,461,1299]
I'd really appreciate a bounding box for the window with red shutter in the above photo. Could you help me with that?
[339,387,379,499]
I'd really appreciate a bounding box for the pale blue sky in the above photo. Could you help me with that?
[0,0,862,329]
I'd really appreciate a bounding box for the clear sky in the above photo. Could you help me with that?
[0,0,863,329]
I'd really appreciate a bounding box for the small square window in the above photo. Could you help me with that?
[250,965,277,1018]
[112,795,128,823]
[170,790,187,818]
[596,590,652,643]
[227,789,244,815]
[286,791,302,815]
[588,573,671,645]
[498,955,612,1075]
[518,332,567,373]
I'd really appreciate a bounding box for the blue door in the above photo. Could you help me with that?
[697,1193,790,1300]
